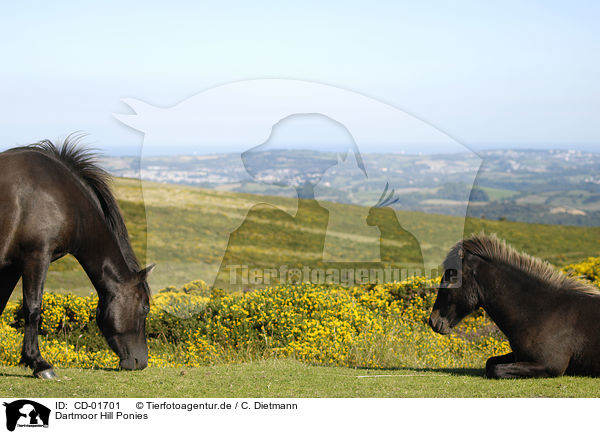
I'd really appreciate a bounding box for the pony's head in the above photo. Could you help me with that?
[96,264,155,370]
[429,242,481,334]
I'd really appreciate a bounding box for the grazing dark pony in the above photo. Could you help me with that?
[429,233,600,379]
[0,138,154,379]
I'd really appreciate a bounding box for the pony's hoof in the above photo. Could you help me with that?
[34,369,58,380]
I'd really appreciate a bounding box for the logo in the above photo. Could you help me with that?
[115,79,482,293]
[3,401,50,431]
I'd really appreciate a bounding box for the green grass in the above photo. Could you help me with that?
[2,360,599,398]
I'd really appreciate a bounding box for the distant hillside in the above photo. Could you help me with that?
[36,178,600,295]
[101,149,600,227]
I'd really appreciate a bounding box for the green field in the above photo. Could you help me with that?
[2,360,600,398]
[478,186,520,201]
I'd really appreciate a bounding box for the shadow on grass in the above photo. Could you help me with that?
[93,367,155,374]
[352,365,486,378]
[0,371,34,379]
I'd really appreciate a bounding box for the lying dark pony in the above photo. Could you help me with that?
[429,233,600,379]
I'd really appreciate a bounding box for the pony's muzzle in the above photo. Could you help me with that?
[119,357,148,371]
[428,310,451,335]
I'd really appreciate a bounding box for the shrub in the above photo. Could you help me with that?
[7,256,597,370]
[562,257,600,287]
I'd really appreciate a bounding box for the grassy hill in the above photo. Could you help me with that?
[36,178,600,295]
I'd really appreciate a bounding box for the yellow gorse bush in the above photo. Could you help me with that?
[562,257,600,288]
[1,258,598,371]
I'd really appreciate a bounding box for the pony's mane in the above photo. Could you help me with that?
[445,233,599,295]
[26,136,140,273]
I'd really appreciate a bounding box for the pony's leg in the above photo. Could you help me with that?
[485,352,515,377]
[0,265,22,315]
[19,256,57,379]
[487,360,566,379]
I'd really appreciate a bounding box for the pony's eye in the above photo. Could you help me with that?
[142,305,150,314]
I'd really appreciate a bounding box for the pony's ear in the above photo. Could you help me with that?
[102,262,122,282]
[138,264,156,281]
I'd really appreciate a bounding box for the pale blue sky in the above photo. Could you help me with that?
[0,1,598,155]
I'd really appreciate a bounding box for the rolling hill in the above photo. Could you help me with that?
[30,177,600,296]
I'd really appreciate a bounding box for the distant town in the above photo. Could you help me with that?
[101,149,600,227]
